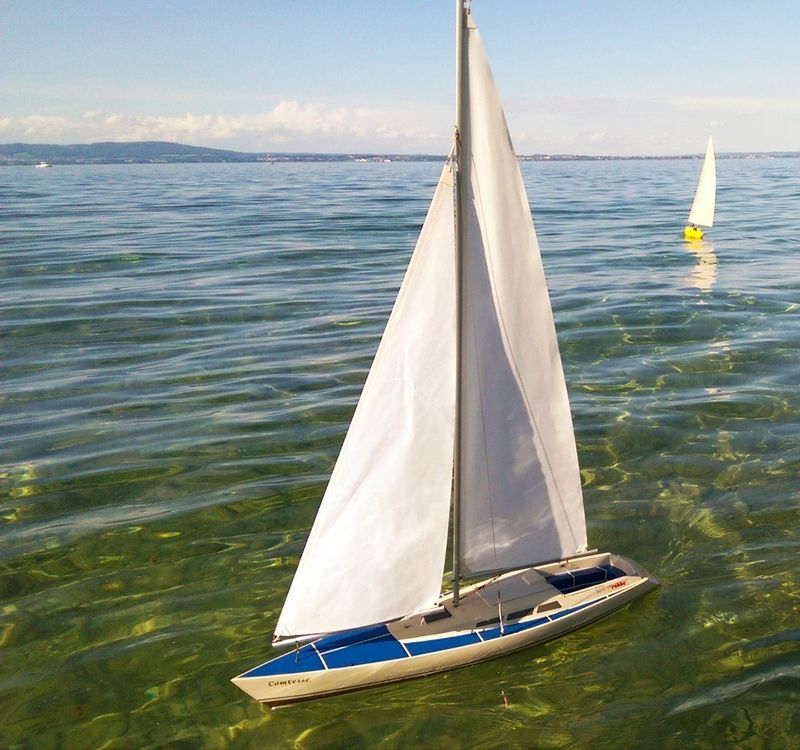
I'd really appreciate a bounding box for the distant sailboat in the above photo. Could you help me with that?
[232,0,659,708]
[684,137,715,240]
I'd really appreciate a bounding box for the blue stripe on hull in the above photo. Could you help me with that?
[243,584,620,679]
[315,624,390,652]
[405,632,481,656]
[242,644,325,678]
[323,629,407,668]
[548,599,596,620]
[479,616,550,641]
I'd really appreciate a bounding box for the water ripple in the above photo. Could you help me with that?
[1,160,799,748]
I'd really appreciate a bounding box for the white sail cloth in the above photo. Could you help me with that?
[275,9,589,639]
[688,136,716,228]
[274,165,457,639]
[457,15,587,577]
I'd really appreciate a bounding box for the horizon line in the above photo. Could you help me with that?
[2,139,799,163]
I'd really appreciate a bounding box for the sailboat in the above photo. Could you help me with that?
[232,1,659,708]
[684,136,716,240]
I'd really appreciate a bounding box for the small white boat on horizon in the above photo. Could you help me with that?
[232,0,659,708]
[35,161,52,169]
[684,137,716,240]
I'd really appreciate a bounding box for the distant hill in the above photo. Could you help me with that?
[0,141,266,165]
[1,140,798,165]
[0,141,440,165]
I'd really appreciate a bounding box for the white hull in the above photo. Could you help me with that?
[233,552,658,707]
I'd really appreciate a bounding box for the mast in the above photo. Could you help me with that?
[452,0,468,606]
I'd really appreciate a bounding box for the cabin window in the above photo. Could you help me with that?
[508,607,535,620]
[422,608,452,624]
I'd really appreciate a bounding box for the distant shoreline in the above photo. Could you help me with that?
[2,140,797,166]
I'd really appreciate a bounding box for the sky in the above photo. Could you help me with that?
[2,0,799,156]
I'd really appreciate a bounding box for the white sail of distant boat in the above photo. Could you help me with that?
[233,1,658,708]
[685,137,716,239]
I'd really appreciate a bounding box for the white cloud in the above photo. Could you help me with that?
[0,101,449,153]
[665,96,800,115]
[504,94,800,155]
[2,94,799,154]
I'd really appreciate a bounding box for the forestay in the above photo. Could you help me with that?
[688,136,716,228]
[458,15,587,577]
[274,164,457,639]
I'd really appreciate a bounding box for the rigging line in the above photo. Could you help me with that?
[469,142,581,549]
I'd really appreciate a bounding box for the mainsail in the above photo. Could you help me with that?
[274,6,587,640]
[687,136,716,228]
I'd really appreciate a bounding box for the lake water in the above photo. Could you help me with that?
[2,159,799,748]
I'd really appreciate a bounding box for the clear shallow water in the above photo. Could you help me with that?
[1,159,799,748]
